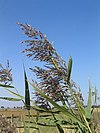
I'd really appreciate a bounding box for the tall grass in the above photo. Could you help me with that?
[0,23,100,132]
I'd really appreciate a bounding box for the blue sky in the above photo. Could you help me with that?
[0,0,100,107]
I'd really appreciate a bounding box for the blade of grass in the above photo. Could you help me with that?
[30,82,87,129]
[94,86,97,105]
[67,56,72,84]
[85,80,92,119]
[23,65,30,110]
[52,113,64,133]
[22,116,29,133]
[0,97,21,101]
[68,85,92,133]
[2,87,25,100]
[0,84,14,88]
[0,84,35,105]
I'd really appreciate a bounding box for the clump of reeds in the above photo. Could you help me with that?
[0,22,98,133]
[17,22,83,109]
[0,60,12,85]
[17,23,95,133]
[0,115,17,133]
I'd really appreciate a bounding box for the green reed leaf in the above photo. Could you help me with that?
[52,113,64,133]
[0,84,14,88]
[85,81,92,119]
[67,56,72,84]
[24,66,30,110]
[30,82,87,129]
[94,86,97,105]
[0,97,21,101]
[1,87,24,100]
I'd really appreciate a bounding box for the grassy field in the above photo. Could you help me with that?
[0,109,74,133]
[0,108,100,133]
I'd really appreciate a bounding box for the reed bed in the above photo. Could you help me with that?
[0,22,100,133]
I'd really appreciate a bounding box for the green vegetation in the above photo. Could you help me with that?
[0,23,100,133]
